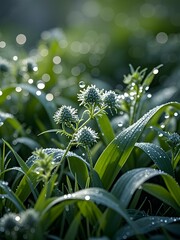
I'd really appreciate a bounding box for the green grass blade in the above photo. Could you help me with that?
[135,142,174,176]
[40,188,134,231]
[96,113,115,145]
[142,183,180,212]
[64,212,81,240]
[94,102,180,189]
[35,174,58,211]
[3,140,29,173]
[68,156,89,189]
[0,181,25,211]
[111,168,163,208]
[114,216,180,239]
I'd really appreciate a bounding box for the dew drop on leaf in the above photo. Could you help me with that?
[118,122,123,127]
[153,68,159,74]
[79,81,86,88]
[85,195,90,200]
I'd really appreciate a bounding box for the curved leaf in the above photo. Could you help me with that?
[114,216,180,239]
[0,181,25,211]
[142,183,180,212]
[41,188,136,232]
[101,168,180,235]
[135,142,174,176]
[94,102,180,189]
[111,168,180,209]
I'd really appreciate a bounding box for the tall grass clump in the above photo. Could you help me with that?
[0,49,180,239]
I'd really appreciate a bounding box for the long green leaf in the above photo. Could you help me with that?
[3,140,29,173]
[40,188,135,232]
[64,212,81,240]
[112,167,180,208]
[68,156,89,189]
[96,113,115,145]
[135,142,174,176]
[142,183,180,212]
[0,181,25,211]
[101,168,180,235]
[94,102,180,189]
[114,216,180,239]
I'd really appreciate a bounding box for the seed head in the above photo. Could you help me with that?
[0,213,20,233]
[53,105,79,126]
[20,209,39,229]
[103,90,121,111]
[78,85,102,107]
[74,126,98,148]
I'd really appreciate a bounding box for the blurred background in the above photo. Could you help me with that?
[1,0,180,89]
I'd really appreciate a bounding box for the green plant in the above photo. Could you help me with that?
[0,65,180,240]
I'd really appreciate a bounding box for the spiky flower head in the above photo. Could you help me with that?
[74,126,98,148]
[20,209,39,229]
[78,85,102,107]
[103,90,121,111]
[53,105,79,126]
[0,213,20,233]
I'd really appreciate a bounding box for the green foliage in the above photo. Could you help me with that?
[0,35,180,239]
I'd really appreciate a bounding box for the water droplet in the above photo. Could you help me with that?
[118,122,123,127]
[174,112,178,117]
[53,56,61,65]
[36,90,41,96]
[164,115,169,119]
[145,86,149,91]
[159,133,163,137]
[28,78,34,84]
[147,93,152,98]
[15,216,20,222]
[46,93,54,101]
[37,82,45,90]
[160,124,165,129]
[85,195,90,200]
[79,81,86,88]
[15,87,22,93]
[33,66,38,72]
[153,68,159,74]
[13,56,18,61]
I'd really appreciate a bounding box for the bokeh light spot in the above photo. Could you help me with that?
[16,34,27,45]
[0,41,6,48]
[156,32,168,44]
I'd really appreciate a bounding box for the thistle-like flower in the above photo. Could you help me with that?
[74,126,98,148]
[20,209,39,230]
[53,105,79,126]
[102,90,121,111]
[0,213,20,234]
[78,85,102,107]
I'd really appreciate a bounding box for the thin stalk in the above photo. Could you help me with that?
[86,147,94,187]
